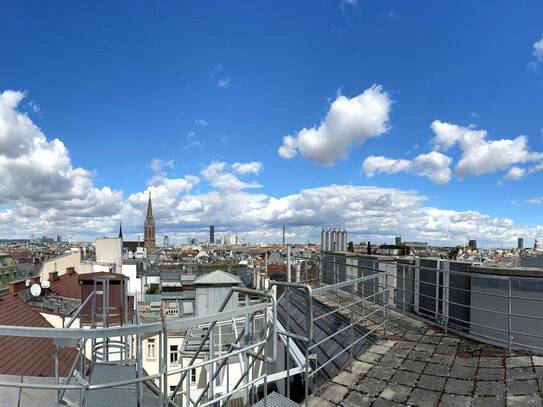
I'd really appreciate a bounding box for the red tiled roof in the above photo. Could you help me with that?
[0,291,81,377]
[50,271,81,299]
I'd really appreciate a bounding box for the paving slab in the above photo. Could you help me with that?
[340,391,374,407]
[406,388,441,407]
[355,376,387,397]
[473,396,506,406]
[318,382,349,404]
[440,393,473,407]
[417,374,446,392]
[379,383,412,403]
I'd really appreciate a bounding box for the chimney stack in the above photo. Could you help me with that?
[49,271,59,282]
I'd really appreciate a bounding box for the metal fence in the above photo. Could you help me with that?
[303,253,543,355]
[0,287,276,407]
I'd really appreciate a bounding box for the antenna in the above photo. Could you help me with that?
[30,284,42,297]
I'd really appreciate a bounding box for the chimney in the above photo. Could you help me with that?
[49,271,59,282]
[66,267,75,275]
[8,280,27,295]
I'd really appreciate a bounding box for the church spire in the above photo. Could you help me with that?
[118,221,123,239]
[144,191,156,249]
[146,191,153,218]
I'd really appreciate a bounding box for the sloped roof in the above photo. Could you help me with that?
[194,270,240,285]
[50,271,81,299]
[0,290,80,376]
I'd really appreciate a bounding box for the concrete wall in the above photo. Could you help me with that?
[40,249,92,280]
[96,237,122,268]
[121,264,141,301]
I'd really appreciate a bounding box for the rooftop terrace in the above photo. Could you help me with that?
[310,299,543,407]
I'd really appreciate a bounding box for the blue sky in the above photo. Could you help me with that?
[1,1,543,245]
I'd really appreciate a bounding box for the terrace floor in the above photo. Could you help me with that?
[308,298,543,407]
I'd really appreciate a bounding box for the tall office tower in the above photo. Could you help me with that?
[210,225,215,243]
[395,236,402,246]
[468,240,477,250]
[163,235,170,248]
[144,192,156,249]
[518,237,524,250]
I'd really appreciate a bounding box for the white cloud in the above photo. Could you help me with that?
[194,119,209,127]
[216,78,231,88]
[278,85,392,165]
[431,120,487,152]
[527,197,543,205]
[232,161,263,175]
[201,161,261,191]
[0,90,122,213]
[362,151,452,184]
[504,166,526,181]
[150,159,174,173]
[278,135,297,159]
[456,135,540,177]
[2,89,543,245]
[533,34,543,62]
[430,120,542,178]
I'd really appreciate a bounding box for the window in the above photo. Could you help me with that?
[190,368,197,384]
[147,339,155,360]
[169,385,177,394]
[170,345,179,365]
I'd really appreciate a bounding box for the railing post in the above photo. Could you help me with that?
[383,273,388,337]
[508,278,512,352]
[162,317,168,407]
[55,344,60,402]
[402,265,406,315]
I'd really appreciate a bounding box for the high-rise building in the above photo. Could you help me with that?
[144,192,156,249]
[535,239,539,251]
[468,240,477,250]
[395,236,402,246]
[518,237,524,250]
[56,235,61,243]
[163,235,170,248]
[210,225,215,243]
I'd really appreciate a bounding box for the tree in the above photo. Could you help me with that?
[347,241,354,252]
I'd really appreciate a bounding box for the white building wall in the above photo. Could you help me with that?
[96,237,122,268]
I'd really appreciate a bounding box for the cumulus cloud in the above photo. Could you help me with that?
[504,166,526,181]
[122,180,543,246]
[150,159,174,173]
[533,34,543,62]
[278,85,392,165]
[362,151,452,184]
[430,120,542,177]
[0,90,123,213]
[232,161,263,175]
[201,161,262,191]
[2,90,543,245]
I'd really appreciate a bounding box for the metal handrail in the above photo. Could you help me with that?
[169,286,276,403]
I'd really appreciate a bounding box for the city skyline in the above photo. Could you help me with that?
[1,1,543,245]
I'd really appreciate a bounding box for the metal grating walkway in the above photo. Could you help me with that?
[84,362,137,407]
[253,391,298,407]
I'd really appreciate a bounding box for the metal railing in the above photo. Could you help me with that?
[270,254,389,406]
[304,253,543,355]
[0,287,276,407]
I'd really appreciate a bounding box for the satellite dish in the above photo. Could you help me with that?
[41,280,50,289]
[30,284,42,297]
[25,279,32,287]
